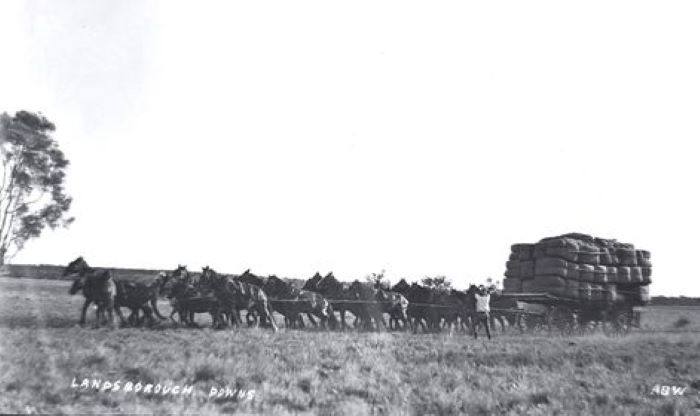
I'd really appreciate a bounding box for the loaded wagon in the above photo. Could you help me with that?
[499,290,646,335]
[500,233,652,335]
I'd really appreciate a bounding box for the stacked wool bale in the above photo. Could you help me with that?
[503,233,651,304]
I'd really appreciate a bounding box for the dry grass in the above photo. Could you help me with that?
[0,277,699,415]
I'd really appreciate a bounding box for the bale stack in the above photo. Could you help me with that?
[503,233,651,304]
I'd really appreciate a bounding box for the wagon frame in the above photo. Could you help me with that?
[499,292,643,335]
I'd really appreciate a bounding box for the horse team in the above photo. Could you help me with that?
[64,257,520,334]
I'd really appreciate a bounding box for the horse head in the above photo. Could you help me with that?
[317,273,341,295]
[69,275,87,295]
[64,256,90,277]
[391,279,410,295]
[302,273,322,290]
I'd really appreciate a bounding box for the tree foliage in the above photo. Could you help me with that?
[0,111,73,264]
[365,269,389,290]
[421,275,452,291]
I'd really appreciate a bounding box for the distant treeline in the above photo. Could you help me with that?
[0,263,307,288]
[0,263,165,282]
[649,296,700,307]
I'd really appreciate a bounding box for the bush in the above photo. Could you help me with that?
[673,317,691,328]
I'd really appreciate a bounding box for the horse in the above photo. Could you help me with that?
[111,272,168,327]
[371,281,409,330]
[163,276,224,328]
[302,272,324,291]
[313,273,365,330]
[65,257,122,327]
[202,267,278,332]
[264,275,336,330]
[347,281,386,331]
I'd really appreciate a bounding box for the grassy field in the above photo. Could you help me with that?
[0,277,699,415]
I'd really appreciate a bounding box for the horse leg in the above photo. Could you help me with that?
[306,313,318,328]
[143,305,156,327]
[113,305,128,327]
[266,303,278,332]
[79,299,91,326]
[93,304,102,328]
[339,309,347,330]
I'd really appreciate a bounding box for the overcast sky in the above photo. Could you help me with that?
[1,1,698,295]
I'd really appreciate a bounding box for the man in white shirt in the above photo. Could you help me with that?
[473,285,493,340]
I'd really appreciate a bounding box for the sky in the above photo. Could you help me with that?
[0,1,698,295]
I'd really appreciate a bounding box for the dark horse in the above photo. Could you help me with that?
[65,257,167,327]
[310,273,362,330]
[202,267,278,332]
[65,257,120,327]
[161,265,224,328]
[346,280,387,331]
[264,275,337,329]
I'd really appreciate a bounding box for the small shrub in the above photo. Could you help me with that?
[82,353,106,367]
[193,364,220,383]
[529,393,549,405]
[674,317,691,328]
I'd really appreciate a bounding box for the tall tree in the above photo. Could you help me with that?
[0,111,73,265]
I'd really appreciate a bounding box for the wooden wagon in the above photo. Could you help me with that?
[498,292,644,335]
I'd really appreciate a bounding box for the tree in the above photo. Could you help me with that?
[421,275,452,291]
[0,111,73,265]
[365,269,389,289]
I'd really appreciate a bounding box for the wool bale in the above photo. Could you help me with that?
[521,279,536,293]
[505,268,520,279]
[539,237,577,249]
[616,248,637,266]
[591,284,605,301]
[630,267,644,284]
[606,266,618,283]
[503,278,523,293]
[579,282,592,301]
[535,257,568,278]
[509,252,518,261]
[593,265,608,283]
[633,285,651,304]
[520,260,535,279]
[506,260,520,271]
[522,275,567,295]
[641,267,652,284]
[533,275,567,287]
[545,247,579,262]
[517,244,534,260]
[616,266,632,284]
[566,279,580,299]
[636,250,652,267]
[579,264,595,282]
[599,248,614,265]
[566,263,580,280]
[578,252,600,265]
[604,284,619,303]
[533,243,547,258]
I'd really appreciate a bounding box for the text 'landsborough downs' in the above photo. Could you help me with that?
[70,378,256,401]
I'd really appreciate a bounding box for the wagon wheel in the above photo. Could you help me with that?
[524,312,546,333]
[546,306,577,335]
[603,308,632,336]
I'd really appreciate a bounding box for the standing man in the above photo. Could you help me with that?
[473,284,493,340]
